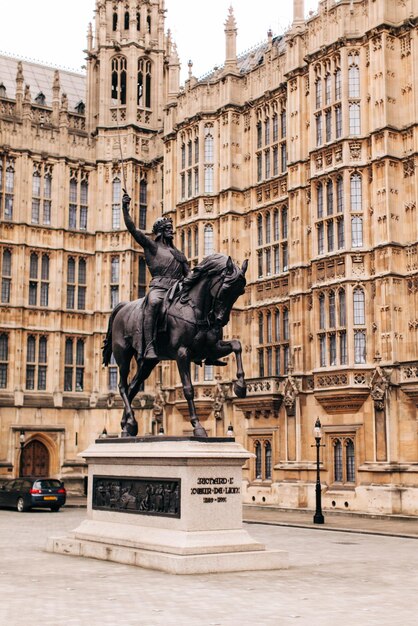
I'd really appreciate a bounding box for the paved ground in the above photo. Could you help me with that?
[1,506,418,626]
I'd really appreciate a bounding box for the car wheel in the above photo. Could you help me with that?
[50,505,60,512]
[16,497,28,513]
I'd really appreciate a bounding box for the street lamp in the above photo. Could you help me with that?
[19,430,25,477]
[226,424,234,437]
[312,418,325,524]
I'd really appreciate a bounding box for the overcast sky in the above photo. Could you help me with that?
[0,1,319,82]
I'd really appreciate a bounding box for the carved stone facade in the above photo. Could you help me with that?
[1,0,418,514]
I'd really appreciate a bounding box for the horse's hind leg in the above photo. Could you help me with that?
[176,347,208,438]
[128,359,157,405]
[118,357,138,437]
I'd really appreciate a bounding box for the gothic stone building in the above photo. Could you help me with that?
[0,0,418,515]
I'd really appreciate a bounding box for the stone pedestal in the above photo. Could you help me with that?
[47,437,288,574]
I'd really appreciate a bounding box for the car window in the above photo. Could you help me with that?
[33,480,62,489]
[5,480,20,491]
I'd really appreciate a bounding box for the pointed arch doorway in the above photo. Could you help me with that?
[21,440,50,477]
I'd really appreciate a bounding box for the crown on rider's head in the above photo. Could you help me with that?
[152,216,173,236]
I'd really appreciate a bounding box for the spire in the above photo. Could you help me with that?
[15,61,24,115]
[293,0,305,27]
[52,70,60,125]
[87,22,93,51]
[167,40,180,103]
[224,6,238,72]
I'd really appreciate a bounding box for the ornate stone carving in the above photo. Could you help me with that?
[370,367,391,411]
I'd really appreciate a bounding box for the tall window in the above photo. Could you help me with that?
[335,69,341,100]
[110,257,120,308]
[326,180,333,215]
[349,102,361,136]
[0,333,8,389]
[67,257,86,310]
[204,224,214,256]
[258,306,289,376]
[317,184,323,218]
[332,436,356,483]
[350,174,362,212]
[316,114,323,146]
[26,335,47,391]
[315,78,322,109]
[112,178,121,229]
[0,157,15,220]
[137,58,152,109]
[28,253,49,307]
[1,249,11,304]
[69,173,88,230]
[253,437,273,480]
[111,56,127,105]
[139,179,147,229]
[353,288,365,325]
[354,330,366,364]
[108,354,118,391]
[64,338,85,392]
[31,164,52,225]
[337,176,343,213]
[348,53,360,98]
[351,217,363,248]
[204,124,214,193]
[318,289,347,366]
[335,105,342,138]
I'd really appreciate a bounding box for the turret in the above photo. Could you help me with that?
[167,40,180,103]
[52,70,60,126]
[293,0,305,28]
[15,62,24,116]
[224,6,238,73]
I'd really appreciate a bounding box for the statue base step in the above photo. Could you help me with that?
[47,437,288,574]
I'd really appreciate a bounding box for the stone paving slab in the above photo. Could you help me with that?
[1,507,418,626]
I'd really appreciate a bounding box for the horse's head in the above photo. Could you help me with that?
[208,256,248,327]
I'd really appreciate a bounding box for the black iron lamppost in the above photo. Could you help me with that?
[312,418,325,524]
[19,430,25,477]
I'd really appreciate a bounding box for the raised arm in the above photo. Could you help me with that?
[122,192,156,251]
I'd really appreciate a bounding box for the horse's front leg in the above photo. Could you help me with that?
[176,346,208,438]
[214,339,247,399]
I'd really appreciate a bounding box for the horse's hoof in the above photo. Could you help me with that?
[193,422,208,438]
[126,421,138,437]
[234,381,247,399]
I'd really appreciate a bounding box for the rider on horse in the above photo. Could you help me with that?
[122,192,189,360]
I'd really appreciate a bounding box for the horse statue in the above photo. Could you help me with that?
[103,253,248,437]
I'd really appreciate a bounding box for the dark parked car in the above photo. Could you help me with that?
[0,478,66,512]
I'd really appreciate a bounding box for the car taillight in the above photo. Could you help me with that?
[57,488,66,494]
[30,488,41,494]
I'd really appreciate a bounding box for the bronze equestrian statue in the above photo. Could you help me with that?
[103,193,248,438]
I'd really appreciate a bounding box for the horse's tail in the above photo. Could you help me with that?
[102,302,127,366]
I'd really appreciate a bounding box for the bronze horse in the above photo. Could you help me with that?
[103,254,248,437]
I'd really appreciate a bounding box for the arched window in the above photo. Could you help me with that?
[32,169,41,224]
[257,121,262,149]
[336,176,343,213]
[273,209,279,240]
[315,78,322,109]
[147,14,151,33]
[354,330,366,364]
[258,314,264,345]
[137,11,140,30]
[69,177,77,229]
[338,289,346,326]
[329,291,336,328]
[319,293,326,329]
[351,216,363,248]
[265,212,271,244]
[139,179,147,229]
[0,333,8,388]
[67,257,76,309]
[266,311,272,343]
[274,311,280,342]
[204,127,214,162]
[282,207,288,238]
[283,308,289,340]
[1,249,11,303]
[111,56,127,105]
[265,441,272,480]
[334,440,343,481]
[255,441,262,479]
[348,54,360,98]
[335,68,342,100]
[181,230,185,253]
[325,73,331,105]
[138,58,152,109]
[317,183,323,218]
[110,257,120,308]
[112,177,121,229]
[204,224,214,256]
[353,288,365,325]
[346,439,355,482]
[350,174,362,212]
[326,180,333,215]
[349,102,360,135]
[194,227,199,257]
[112,11,118,31]
[124,11,130,30]
[257,214,263,246]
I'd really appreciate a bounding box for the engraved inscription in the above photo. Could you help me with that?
[92,476,181,518]
[190,477,240,504]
